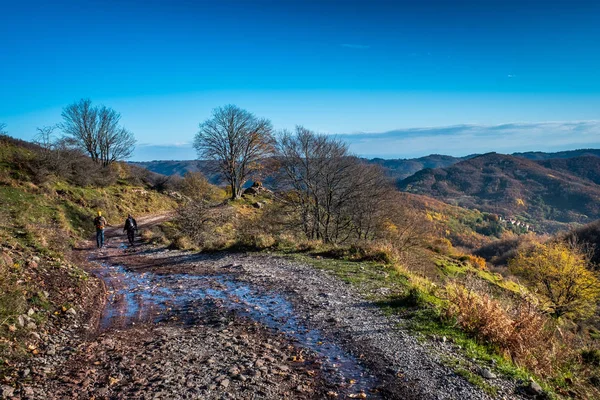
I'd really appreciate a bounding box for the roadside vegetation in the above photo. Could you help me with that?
[0,129,177,379]
[143,106,600,399]
[159,183,600,397]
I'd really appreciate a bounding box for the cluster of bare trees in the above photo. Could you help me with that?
[2,99,135,171]
[60,99,136,167]
[193,106,423,246]
[1,100,136,187]
[275,127,391,243]
[32,125,82,180]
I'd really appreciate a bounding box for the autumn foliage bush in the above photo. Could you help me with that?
[509,241,600,319]
[444,283,562,374]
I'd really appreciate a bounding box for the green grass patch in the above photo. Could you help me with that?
[435,256,523,294]
[284,252,410,297]
[280,251,539,393]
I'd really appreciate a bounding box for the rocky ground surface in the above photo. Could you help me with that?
[4,216,535,399]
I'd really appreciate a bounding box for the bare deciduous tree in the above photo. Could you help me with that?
[381,196,433,254]
[194,105,274,200]
[34,125,57,152]
[275,126,391,244]
[60,99,136,167]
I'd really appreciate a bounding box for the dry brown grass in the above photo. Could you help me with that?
[444,283,569,375]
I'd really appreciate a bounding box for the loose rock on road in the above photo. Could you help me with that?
[11,215,519,399]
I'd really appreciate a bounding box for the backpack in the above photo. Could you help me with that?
[95,216,105,230]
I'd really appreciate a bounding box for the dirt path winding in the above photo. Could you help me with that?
[20,215,518,399]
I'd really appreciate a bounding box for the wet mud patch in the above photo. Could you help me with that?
[88,261,382,398]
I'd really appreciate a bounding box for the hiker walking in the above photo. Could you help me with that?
[94,211,108,248]
[123,214,138,246]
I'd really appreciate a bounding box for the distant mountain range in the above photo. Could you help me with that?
[132,149,600,232]
[132,156,471,181]
[132,148,600,181]
[513,148,600,160]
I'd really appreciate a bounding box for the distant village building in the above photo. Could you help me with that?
[500,216,536,233]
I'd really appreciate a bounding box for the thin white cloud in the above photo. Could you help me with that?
[132,121,600,161]
[339,121,600,158]
[341,43,370,49]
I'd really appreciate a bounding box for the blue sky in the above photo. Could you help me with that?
[1,0,600,160]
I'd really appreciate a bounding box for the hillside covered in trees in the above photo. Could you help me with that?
[399,152,600,233]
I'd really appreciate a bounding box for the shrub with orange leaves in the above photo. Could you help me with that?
[444,283,564,375]
[466,254,487,270]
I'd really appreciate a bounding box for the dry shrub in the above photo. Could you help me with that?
[444,283,562,374]
[354,241,398,263]
[295,239,323,252]
[466,254,487,270]
[139,226,169,245]
[231,200,299,251]
[307,240,397,263]
[179,172,223,201]
[454,253,488,270]
[430,237,454,254]
[233,208,276,250]
[235,232,276,250]
[175,200,235,250]
[169,235,195,250]
[339,241,398,263]
[272,233,299,249]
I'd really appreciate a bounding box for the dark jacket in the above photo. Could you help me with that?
[123,217,137,232]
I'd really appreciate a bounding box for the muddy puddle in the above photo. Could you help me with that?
[90,262,381,397]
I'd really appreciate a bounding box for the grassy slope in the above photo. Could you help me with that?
[0,139,177,377]
[276,251,530,396]
[278,249,578,398]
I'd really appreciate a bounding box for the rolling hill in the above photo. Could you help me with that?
[132,155,470,181]
[130,160,221,183]
[513,148,600,160]
[399,152,600,232]
[537,155,600,185]
[366,154,472,180]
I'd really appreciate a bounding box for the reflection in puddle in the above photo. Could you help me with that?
[91,263,380,396]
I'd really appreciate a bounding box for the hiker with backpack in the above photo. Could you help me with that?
[94,211,108,248]
[123,214,138,246]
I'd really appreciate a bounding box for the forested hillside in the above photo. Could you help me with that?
[399,153,600,233]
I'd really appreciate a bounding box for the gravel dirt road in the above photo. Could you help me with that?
[12,215,523,399]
